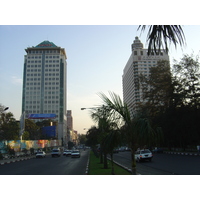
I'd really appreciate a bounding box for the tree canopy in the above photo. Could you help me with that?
[138,54,200,150]
[0,105,19,140]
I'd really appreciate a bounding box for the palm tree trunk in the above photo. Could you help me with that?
[131,146,137,175]
[103,152,108,169]
[100,150,103,163]
[110,153,115,175]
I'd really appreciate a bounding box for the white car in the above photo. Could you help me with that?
[63,149,72,156]
[71,150,80,158]
[135,149,153,162]
[36,151,46,158]
[51,149,61,157]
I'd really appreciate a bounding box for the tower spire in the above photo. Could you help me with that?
[131,36,143,51]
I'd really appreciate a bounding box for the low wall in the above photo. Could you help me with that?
[0,139,62,153]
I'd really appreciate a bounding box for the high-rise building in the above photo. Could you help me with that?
[122,37,169,117]
[21,40,67,142]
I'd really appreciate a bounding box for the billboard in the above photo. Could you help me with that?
[28,114,56,119]
[42,126,56,137]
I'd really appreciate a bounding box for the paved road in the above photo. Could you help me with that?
[0,149,90,175]
[112,151,200,175]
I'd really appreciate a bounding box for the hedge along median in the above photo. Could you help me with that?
[88,151,131,175]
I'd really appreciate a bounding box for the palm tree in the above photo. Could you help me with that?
[138,25,185,55]
[90,105,121,169]
[99,92,155,175]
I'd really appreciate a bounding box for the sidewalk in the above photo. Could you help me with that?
[0,155,35,165]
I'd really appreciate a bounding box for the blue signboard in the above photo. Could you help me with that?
[28,114,56,119]
[42,126,56,137]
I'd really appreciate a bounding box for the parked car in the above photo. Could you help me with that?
[34,149,42,155]
[125,147,131,151]
[113,148,119,153]
[152,148,163,153]
[71,150,80,158]
[51,149,61,157]
[36,151,46,158]
[135,149,153,162]
[63,149,72,156]
[119,147,126,152]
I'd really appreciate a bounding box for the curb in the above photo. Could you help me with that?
[164,151,200,156]
[0,156,34,165]
[85,150,90,175]
[107,157,137,175]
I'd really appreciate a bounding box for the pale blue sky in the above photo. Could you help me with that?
[0,25,200,134]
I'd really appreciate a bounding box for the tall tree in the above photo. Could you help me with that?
[86,126,99,149]
[149,54,200,149]
[78,134,87,145]
[0,112,19,140]
[139,60,173,116]
[172,54,200,109]
[165,54,200,149]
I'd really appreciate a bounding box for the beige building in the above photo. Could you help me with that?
[22,40,67,143]
[122,37,169,117]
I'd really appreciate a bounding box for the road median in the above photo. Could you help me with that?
[87,151,131,175]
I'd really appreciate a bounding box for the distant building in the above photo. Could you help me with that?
[72,130,79,146]
[67,110,73,131]
[66,110,79,146]
[21,40,67,143]
[122,37,169,117]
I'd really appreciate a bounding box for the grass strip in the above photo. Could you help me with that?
[88,151,131,175]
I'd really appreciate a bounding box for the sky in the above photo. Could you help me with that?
[0,25,200,134]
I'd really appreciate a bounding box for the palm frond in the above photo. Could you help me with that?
[98,91,131,124]
[138,25,186,55]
